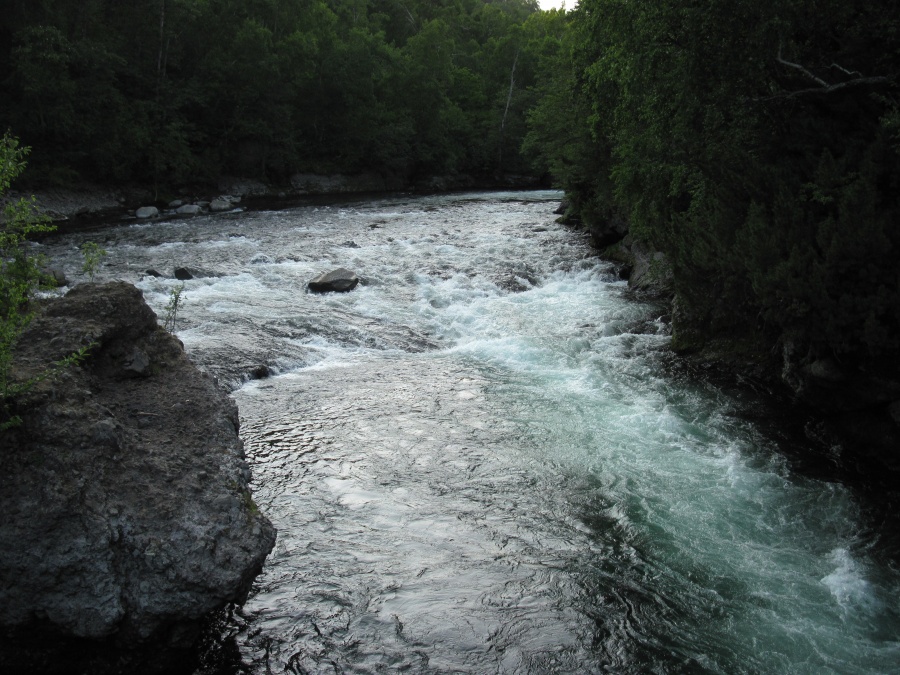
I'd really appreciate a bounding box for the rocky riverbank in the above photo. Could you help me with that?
[0,283,276,674]
[569,207,900,488]
[6,173,544,229]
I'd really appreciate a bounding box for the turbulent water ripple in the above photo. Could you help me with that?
[36,191,900,673]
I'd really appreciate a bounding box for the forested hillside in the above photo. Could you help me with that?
[0,0,557,187]
[526,0,900,382]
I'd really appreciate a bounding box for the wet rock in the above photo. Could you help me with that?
[135,206,159,219]
[176,204,202,216]
[168,199,184,208]
[174,268,194,280]
[308,268,360,293]
[145,269,162,278]
[249,365,270,380]
[0,282,275,673]
[209,198,232,212]
[340,241,360,248]
[7,187,124,221]
[41,265,68,287]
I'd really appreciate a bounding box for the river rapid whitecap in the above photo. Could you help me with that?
[38,192,900,673]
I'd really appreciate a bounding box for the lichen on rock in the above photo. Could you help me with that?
[0,282,275,674]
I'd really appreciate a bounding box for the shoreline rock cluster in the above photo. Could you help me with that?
[11,172,545,227]
[0,282,276,674]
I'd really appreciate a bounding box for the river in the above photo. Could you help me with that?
[38,191,899,673]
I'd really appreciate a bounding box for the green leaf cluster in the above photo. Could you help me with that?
[0,132,56,428]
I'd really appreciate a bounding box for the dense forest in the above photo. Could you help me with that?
[524,0,900,378]
[0,0,556,187]
[2,0,899,393]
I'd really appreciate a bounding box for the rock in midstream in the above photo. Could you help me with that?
[0,282,276,674]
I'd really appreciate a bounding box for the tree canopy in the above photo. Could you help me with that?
[0,0,547,186]
[525,0,900,369]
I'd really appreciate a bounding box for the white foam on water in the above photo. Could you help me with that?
[822,548,882,616]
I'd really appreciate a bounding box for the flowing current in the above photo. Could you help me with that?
[39,192,899,673]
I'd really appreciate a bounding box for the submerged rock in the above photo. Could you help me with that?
[0,282,275,674]
[308,268,360,293]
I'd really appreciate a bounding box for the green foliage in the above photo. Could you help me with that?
[0,0,547,186]
[527,0,900,369]
[1,132,58,428]
[163,284,185,334]
[80,241,106,281]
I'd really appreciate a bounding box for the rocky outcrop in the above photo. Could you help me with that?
[308,268,360,293]
[2,187,126,221]
[0,282,275,674]
[602,235,673,298]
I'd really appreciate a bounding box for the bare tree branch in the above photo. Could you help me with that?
[757,76,893,102]
[761,42,893,102]
[830,63,863,78]
[776,43,829,87]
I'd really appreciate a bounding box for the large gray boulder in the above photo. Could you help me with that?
[135,206,159,219]
[308,268,360,293]
[0,282,275,673]
[209,197,234,213]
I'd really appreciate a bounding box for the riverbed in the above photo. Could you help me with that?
[37,191,900,673]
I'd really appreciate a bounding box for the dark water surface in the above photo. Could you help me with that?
[39,192,900,673]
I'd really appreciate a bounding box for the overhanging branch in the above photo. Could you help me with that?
[759,42,893,101]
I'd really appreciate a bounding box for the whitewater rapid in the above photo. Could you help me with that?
[37,191,900,673]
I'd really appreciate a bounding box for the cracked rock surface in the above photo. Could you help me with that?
[0,282,275,674]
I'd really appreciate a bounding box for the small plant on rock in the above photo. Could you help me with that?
[80,241,107,281]
[163,283,185,333]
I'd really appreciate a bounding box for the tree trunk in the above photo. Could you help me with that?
[498,49,520,171]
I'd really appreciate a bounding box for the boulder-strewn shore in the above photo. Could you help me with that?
[0,282,276,674]
[5,172,544,228]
